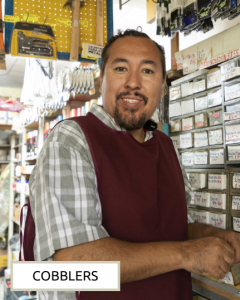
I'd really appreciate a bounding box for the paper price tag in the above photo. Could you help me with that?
[57,19,72,27]
[4,15,19,23]
[23,14,39,22]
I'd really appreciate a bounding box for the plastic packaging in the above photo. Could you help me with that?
[208,89,222,107]
[170,120,182,132]
[197,0,212,19]
[208,110,223,126]
[183,0,198,28]
[208,129,223,145]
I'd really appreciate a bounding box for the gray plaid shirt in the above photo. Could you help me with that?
[29,103,193,300]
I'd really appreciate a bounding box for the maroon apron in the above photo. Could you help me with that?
[21,112,192,300]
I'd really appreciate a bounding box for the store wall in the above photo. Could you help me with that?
[113,0,171,71]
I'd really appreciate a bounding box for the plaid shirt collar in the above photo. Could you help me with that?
[89,103,153,142]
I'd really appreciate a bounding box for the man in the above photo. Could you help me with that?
[30,30,240,300]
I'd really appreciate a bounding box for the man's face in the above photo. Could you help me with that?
[100,36,165,131]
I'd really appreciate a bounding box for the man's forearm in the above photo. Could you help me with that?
[188,222,224,240]
[54,237,186,283]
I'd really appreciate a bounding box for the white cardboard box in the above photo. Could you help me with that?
[233,217,240,232]
[170,136,180,149]
[208,129,223,145]
[181,99,194,115]
[182,152,194,166]
[233,173,240,189]
[210,193,226,209]
[195,96,208,111]
[194,192,210,207]
[194,132,208,148]
[208,89,222,107]
[225,124,240,142]
[182,117,194,131]
[209,149,224,164]
[224,109,240,121]
[194,151,208,165]
[210,213,226,230]
[193,210,210,224]
[228,145,240,160]
[188,173,206,189]
[180,133,193,149]
[169,102,182,117]
[232,196,240,210]
[225,83,240,101]
[208,174,226,190]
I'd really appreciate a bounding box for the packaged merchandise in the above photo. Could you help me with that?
[194,131,208,147]
[225,82,240,101]
[233,173,240,189]
[207,69,221,89]
[208,174,226,190]
[208,129,223,145]
[194,151,208,164]
[183,0,198,29]
[180,133,193,148]
[182,152,194,165]
[170,135,180,148]
[228,145,240,160]
[169,102,182,117]
[210,193,226,209]
[209,149,224,164]
[225,124,240,142]
[208,110,223,126]
[208,89,222,107]
[182,117,194,131]
[195,113,208,128]
[181,82,193,97]
[170,0,184,33]
[195,95,208,111]
[232,195,240,210]
[187,173,206,188]
[220,57,240,81]
[194,192,210,207]
[169,86,181,101]
[210,213,226,230]
[170,120,182,132]
[233,217,240,232]
[181,99,194,115]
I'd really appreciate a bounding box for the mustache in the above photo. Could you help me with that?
[116,91,148,104]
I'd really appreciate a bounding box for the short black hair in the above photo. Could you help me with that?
[100,29,166,81]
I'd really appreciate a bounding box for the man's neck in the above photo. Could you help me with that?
[127,128,146,143]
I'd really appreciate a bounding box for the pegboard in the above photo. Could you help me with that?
[5,0,113,62]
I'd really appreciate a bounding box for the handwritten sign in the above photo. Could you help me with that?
[177,54,183,70]
[221,58,240,81]
[224,109,240,121]
[169,86,181,101]
[182,152,194,166]
[170,136,180,149]
[4,15,20,23]
[228,145,240,160]
[208,129,223,145]
[194,151,208,165]
[225,83,240,101]
[210,213,226,230]
[208,174,226,190]
[233,217,240,232]
[194,192,210,207]
[208,89,222,107]
[194,132,208,147]
[209,149,224,164]
[193,210,210,224]
[232,196,240,210]
[195,96,208,111]
[221,272,234,285]
[180,133,193,149]
[225,124,240,142]
[188,173,206,189]
[198,48,212,69]
[210,193,226,209]
[233,173,240,189]
[182,117,193,131]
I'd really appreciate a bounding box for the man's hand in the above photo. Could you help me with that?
[182,236,235,280]
[211,230,240,265]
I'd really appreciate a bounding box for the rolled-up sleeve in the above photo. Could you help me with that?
[29,120,109,261]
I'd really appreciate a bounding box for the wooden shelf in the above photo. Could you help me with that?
[0,144,10,149]
[25,156,38,161]
[25,121,39,130]
[12,143,22,150]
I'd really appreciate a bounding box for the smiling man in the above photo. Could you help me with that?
[29,30,240,300]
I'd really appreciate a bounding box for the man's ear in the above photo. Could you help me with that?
[99,72,103,94]
[161,77,166,99]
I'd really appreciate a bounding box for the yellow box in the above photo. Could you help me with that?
[0,250,8,278]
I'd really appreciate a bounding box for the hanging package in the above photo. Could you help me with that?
[183,0,198,29]
[198,0,212,19]
[170,0,184,33]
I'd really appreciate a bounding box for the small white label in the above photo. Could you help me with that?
[182,152,194,166]
[210,213,226,229]
[209,129,223,145]
[210,193,226,209]
[221,272,234,285]
[194,192,210,207]
[74,20,79,27]
[209,149,224,164]
[194,132,208,148]
[232,196,240,210]
[208,174,226,190]
[194,152,208,165]
[180,133,193,149]
[228,146,240,160]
